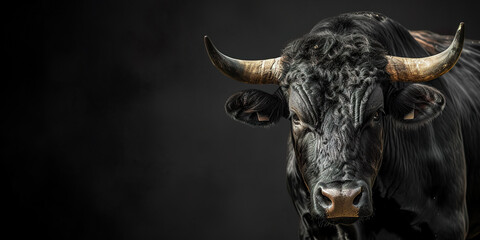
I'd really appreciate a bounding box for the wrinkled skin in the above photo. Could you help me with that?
[221,12,480,239]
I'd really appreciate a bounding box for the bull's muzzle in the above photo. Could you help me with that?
[321,187,361,218]
[314,181,371,223]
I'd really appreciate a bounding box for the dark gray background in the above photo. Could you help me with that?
[6,0,479,239]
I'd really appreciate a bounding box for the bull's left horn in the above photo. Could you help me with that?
[204,36,283,84]
[385,22,464,82]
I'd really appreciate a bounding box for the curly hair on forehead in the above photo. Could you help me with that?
[281,31,388,88]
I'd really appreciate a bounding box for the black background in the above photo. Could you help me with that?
[6,0,479,239]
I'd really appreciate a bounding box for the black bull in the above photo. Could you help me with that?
[205,12,480,239]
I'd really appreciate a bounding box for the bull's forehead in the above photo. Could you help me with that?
[282,32,387,127]
[287,73,382,128]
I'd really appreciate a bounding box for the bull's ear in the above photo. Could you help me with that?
[225,88,288,127]
[387,84,446,126]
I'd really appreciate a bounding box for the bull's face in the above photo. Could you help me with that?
[205,22,463,225]
[288,81,384,223]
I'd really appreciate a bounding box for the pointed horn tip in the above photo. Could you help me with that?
[451,22,465,50]
[204,35,210,45]
[455,22,465,39]
[203,35,221,67]
[204,35,213,50]
[458,22,464,31]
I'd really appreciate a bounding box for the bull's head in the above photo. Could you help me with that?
[205,22,464,225]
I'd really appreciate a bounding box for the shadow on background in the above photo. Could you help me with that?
[5,0,479,239]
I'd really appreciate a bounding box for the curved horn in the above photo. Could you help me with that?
[385,22,465,82]
[204,36,283,84]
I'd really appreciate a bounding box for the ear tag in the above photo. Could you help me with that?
[404,109,415,120]
[257,113,270,122]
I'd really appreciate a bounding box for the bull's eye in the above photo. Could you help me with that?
[291,113,301,125]
[372,109,384,122]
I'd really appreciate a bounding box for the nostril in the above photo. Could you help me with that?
[319,188,338,210]
[353,190,362,205]
[322,194,332,206]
